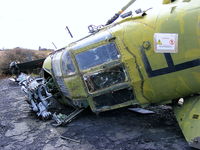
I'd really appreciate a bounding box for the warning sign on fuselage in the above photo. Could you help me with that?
[154,33,178,53]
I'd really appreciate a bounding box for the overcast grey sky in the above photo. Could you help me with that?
[0,0,157,50]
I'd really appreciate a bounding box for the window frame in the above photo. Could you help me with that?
[75,42,120,71]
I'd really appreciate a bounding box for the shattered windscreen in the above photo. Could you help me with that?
[75,43,120,70]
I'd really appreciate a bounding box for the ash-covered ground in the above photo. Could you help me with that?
[0,78,194,150]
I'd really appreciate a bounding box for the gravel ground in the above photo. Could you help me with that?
[0,78,194,150]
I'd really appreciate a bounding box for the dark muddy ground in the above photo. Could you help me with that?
[0,78,194,150]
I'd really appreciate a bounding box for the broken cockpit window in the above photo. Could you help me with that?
[75,43,120,70]
[62,51,76,75]
[83,64,127,93]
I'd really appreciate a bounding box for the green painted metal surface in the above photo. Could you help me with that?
[174,96,200,149]
[42,0,200,111]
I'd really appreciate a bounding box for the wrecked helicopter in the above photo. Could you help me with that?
[10,0,200,149]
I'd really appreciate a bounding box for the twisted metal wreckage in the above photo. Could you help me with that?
[9,61,83,126]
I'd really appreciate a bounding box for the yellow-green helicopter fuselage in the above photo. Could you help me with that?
[43,0,200,147]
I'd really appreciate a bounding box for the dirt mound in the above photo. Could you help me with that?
[0,48,51,75]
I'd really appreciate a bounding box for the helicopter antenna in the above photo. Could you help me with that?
[52,42,57,50]
[105,0,136,25]
[65,26,73,38]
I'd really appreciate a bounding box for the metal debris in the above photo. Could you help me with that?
[18,74,52,119]
[60,136,81,143]
[128,108,155,114]
[11,72,84,125]
[53,108,84,126]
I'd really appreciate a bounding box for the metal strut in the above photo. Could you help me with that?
[52,108,84,126]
